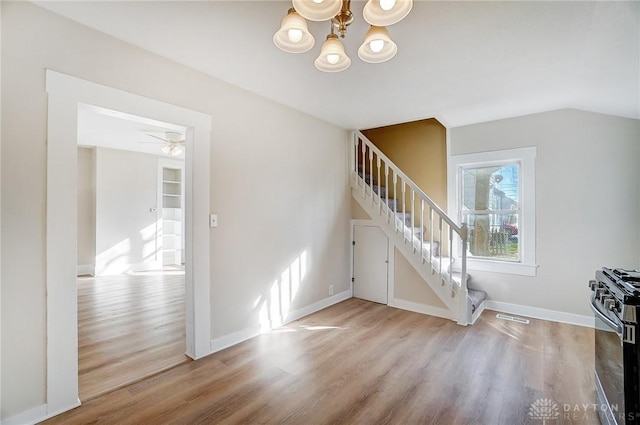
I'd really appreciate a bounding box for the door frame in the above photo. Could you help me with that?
[45,70,212,416]
[350,219,394,304]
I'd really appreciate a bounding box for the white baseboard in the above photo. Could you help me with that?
[3,398,81,425]
[76,264,95,276]
[210,289,352,354]
[285,289,352,324]
[484,300,593,328]
[389,298,454,321]
[210,326,260,353]
[94,260,163,276]
[0,400,81,425]
[3,404,47,425]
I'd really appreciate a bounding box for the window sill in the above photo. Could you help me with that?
[467,258,538,277]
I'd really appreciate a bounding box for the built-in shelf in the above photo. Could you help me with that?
[161,166,183,265]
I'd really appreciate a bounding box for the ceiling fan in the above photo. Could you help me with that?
[141,131,185,156]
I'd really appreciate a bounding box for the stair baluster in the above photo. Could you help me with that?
[449,227,454,294]
[376,156,381,211]
[439,216,444,285]
[420,199,425,264]
[411,190,417,253]
[431,208,437,274]
[350,131,480,325]
[385,164,390,223]
[393,173,398,232]
[402,182,406,243]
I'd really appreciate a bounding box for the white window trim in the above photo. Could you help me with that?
[447,147,537,277]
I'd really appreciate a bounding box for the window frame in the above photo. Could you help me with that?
[448,147,537,276]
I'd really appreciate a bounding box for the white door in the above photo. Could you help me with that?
[353,225,388,304]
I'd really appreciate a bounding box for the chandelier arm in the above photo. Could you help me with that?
[331,0,354,38]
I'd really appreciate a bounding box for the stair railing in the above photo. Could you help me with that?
[351,131,469,297]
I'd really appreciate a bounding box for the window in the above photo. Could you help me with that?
[448,147,537,276]
[462,163,520,261]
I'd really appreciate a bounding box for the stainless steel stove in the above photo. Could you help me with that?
[591,267,640,425]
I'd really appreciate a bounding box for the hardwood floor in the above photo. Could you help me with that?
[77,270,189,401]
[45,298,596,424]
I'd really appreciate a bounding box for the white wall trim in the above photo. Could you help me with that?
[389,298,454,321]
[466,259,538,277]
[3,404,48,425]
[210,327,260,353]
[2,399,81,425]
[484,300,593,328]
[45,70,212,417]
[447,146,537,276]
[76,265,95,276]
[285,288,352,324]
[210,289,352,354]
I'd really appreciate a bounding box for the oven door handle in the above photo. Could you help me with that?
[590,294,622,336]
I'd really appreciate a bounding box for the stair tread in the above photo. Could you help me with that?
[353,168,485,323]
[467,288,487,314]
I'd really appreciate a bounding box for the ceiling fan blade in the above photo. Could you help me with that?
[146,134,169,143]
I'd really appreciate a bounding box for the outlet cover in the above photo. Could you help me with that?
[329,285,334,295]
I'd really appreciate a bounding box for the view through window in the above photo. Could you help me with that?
[461,163,520,261]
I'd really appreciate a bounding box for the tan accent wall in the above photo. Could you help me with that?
[351,197,371,220]
[362,119,447,212]
[362,119,447,247]
[393,248,447,309]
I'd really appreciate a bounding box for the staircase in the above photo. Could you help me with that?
[351,131,486,325]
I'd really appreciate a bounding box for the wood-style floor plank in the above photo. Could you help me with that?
[77,271,188,401]
[44,298,597,424]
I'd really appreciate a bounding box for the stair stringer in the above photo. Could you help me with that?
[351,180,469,324]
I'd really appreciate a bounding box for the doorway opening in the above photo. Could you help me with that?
[75,106,191,400]
[46,70,212,416]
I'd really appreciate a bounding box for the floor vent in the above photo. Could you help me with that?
[496,313,530,324]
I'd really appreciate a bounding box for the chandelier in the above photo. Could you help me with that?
[273,0,412,72]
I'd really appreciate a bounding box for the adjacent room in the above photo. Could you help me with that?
[76,106,190,400]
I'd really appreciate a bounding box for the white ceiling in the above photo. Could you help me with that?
[78,104,186,159]
[36,1,639,129]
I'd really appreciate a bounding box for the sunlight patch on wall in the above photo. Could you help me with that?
[257,250,308,333]
[140,220,161,261]
[95,238,131,275]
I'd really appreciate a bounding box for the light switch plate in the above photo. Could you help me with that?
[210,214,218,228]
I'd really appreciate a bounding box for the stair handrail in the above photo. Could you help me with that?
[352,130,471,322]
[353,131,467,240]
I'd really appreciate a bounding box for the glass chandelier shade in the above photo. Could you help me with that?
[358,25,397,63]
[274,0,411,72]
[273,8,315,53]
[314,33,351,72]
[363,0,413,27]
[292,0,342,21]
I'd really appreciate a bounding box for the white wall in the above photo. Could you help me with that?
[95,147,160,275]
[77,147,96,272]
[0,2,350,420]
[0,1,3,417]
[450,109,640,316]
